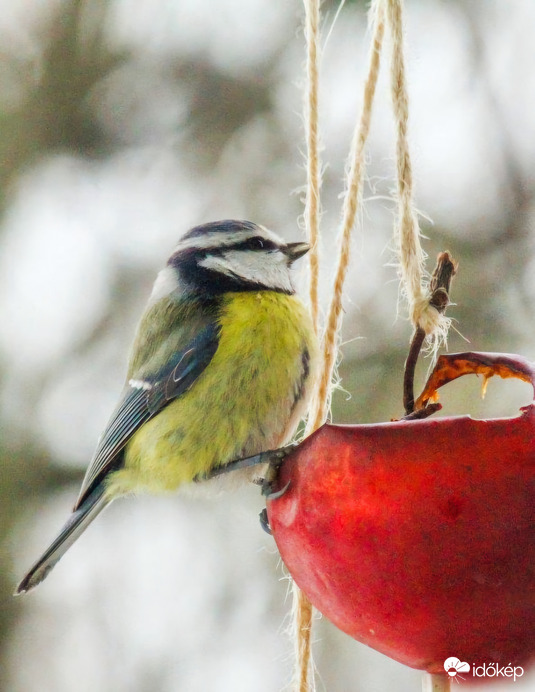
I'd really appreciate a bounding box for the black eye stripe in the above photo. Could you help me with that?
[209,237,279,253]
[246,237,278,251]
[168,236,280,268]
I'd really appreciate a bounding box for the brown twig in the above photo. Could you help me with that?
[403,252,458,415]
[396,402,442,422]
[403,326,426,414]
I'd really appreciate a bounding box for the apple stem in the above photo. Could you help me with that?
[403,326,426,414]
[422,673,451,692]
[403,251,458,415]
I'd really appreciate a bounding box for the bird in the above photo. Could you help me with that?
[16,219,318,594]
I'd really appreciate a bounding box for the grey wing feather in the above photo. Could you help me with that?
[16,484,109,594]
[74,321,220,509]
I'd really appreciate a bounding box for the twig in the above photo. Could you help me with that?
[403,252,457,414]
[396,402,442,422]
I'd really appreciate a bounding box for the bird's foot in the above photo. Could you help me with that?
[260,445,294,499]
[256,445,294,534]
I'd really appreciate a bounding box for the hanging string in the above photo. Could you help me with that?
[303,0,322,337]
[292,584,315,692]
[292,2,322,690]
[307,0,386,435]
[292,3,387,691]
[385,0,449,341]
[293,1,450,689]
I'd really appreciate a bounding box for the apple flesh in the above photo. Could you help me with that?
[267,353,535,673]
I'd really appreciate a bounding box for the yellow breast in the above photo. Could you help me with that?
[108,291,317,496]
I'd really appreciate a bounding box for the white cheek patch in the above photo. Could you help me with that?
[147,266,182,306]
[198,250,294,293]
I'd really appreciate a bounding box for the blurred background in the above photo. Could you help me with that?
[1,0,534,690]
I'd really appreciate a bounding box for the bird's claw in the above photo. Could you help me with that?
[259,508,271,534]
[258,445,295,534]
[257,478,291,534]
[260,444,294,498]
[265,479,291,500]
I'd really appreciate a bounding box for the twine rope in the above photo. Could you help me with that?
[292,3,386,691]
[303,0,322,337]
[292,2,323,690]
[293,1,449,690]
[292,584,315,692]
[307,0,386,435]
[386,0,448,338]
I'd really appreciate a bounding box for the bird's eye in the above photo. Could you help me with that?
[246,237,277,251]
[247,237,264,249]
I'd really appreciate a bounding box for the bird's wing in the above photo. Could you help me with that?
[16,483,109,594]
[74,319,220,509]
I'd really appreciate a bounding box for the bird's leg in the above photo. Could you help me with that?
[195,453,265,482]
[195,445,294,484]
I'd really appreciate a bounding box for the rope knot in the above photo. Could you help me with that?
[412,252,457,338]
[411,295,443,336]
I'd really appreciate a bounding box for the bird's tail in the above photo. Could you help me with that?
[15,485,110,595]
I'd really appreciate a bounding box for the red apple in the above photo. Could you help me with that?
[267,353,535,675]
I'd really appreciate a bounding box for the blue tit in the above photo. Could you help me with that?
[17,219,318,594]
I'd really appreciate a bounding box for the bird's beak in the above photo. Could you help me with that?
[285,242,310,263]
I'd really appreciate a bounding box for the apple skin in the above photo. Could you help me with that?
[267,409,535,674]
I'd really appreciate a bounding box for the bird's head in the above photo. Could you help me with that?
[151,220,310,301]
